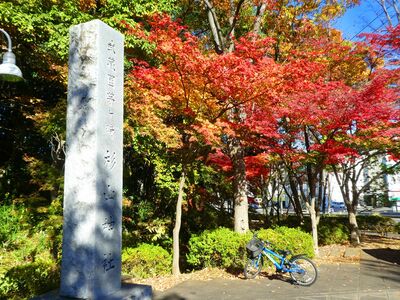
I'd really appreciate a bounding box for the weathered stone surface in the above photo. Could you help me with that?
[32,284,152,300]
[60,19,124,299]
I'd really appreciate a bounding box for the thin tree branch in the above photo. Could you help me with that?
[393,0,400,23]
[357,160,400,198]
[225,0,246,50]
[378,0,393,26]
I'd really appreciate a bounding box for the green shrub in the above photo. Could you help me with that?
[186,226,313,271]
[395,222,400,234]
[0,259,59,300]
[122,244,172,278]
[258,227,314,258]
[0,205,22,248]
[186,227,251,270]
[257,214,397,245]
[318,222,349,245]
[357,215,396,235]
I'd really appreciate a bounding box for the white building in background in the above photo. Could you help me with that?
[272,155,399,212]
[387,163,400,212]
[325,155,400,211]
[326,172,345,203]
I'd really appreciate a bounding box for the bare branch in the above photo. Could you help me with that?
[357,160,400,198]
[378,0,393,26]
[392,0,400,23]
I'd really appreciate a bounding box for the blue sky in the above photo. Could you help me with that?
[333,0,398,41]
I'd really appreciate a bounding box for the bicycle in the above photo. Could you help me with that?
[244,234,318,286]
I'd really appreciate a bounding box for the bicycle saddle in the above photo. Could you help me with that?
[278,250,291,257]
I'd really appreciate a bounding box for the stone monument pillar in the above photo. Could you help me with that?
[60,19,124,299]
[32,20,151,300]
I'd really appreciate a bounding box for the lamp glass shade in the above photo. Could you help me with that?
[0,51,23,82]
[0,63,23,82]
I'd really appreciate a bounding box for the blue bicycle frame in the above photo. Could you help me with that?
[257,246,305,275]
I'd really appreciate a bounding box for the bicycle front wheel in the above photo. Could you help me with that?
[289,256,318,286]
[244,256,263,279]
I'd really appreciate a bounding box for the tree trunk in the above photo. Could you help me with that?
[332,164,361,245]
[286,173,304,223]
[253,3,267,35]
[348,205,360,245]
[229,139,249,233]
[306,201,319,256]
[277,199,281,223]
[349,175,361,245]
[264,203,271,227]
[172,171,186,275]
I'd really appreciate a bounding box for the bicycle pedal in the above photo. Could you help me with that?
[276,268,288,273]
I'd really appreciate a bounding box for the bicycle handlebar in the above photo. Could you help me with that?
[264,240,272,247]
[250,233,292,256]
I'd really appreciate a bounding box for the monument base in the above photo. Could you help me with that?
[31,283,152,300]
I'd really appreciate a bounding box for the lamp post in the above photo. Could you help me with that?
[0,28,23,82]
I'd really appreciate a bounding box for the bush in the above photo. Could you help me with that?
[0,205,22,248]
[258,227,314,258]
[0,259,59,300]
[186,226,314,271]
[186,227,250,270]
[122,244,172,278]
[395,222,400,234]
[357,215,396,235]
[318,222,349,245]
[275,215,397,244]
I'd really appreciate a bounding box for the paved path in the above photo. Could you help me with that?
[154,249,400,300]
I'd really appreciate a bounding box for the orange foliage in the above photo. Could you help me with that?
[124,13,399,180]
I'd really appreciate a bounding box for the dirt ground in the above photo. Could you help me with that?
[123,234,400,292]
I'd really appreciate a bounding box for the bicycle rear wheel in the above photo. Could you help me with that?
[244,256,263,279]
[289,256,318,286]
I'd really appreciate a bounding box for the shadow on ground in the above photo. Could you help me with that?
[157,294,186,300]
[363,248,400,264]
[244,271,295,285]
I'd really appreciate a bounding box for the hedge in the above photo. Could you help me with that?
[122,243,172,278]
[186,226,313,271]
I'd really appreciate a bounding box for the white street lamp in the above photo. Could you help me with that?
[0,28,23,82]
